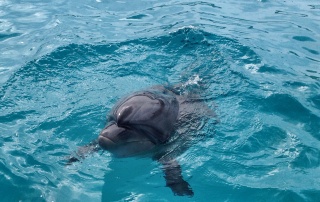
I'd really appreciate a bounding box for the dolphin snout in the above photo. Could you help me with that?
[98,135,116,150]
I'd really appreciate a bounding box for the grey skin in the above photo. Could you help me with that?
[68,85,213,196]
[98,86,179,157]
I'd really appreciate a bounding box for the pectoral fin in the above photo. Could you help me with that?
[160,159,194,196]
[66,139,101,165]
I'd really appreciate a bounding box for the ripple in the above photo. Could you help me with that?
[260,94,320,140]
[303,47,319,55]
[0,32,21,41]
[293,36,316,42]
[238,126,287,153]
[291,146,320,168]
[308,5,320,10]
[125,14,150,20]
[0,110,36,123]
[302,190,320,201]
[275,10,308,17]
[309,95,320,110]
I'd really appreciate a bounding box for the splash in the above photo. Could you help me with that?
[182,75,202,88]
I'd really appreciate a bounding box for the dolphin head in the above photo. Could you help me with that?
[98,91,179,157]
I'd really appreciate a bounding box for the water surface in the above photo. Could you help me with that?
[0,0,320,201]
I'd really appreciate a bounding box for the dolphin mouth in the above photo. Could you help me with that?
[99,135,155,145]
[98,133,156,158]
[98,135,116,149]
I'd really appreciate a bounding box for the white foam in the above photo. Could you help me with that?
[183,74,202,87]
[244,63,260,73]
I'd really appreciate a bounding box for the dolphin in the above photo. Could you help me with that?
[68,84,214,196]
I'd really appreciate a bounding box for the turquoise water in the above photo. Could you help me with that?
[1,0,320,201]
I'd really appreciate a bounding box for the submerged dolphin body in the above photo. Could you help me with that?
[69,84,214,196]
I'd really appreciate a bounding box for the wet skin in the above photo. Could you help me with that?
[98,88,179,157]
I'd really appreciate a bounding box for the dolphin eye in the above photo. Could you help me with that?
[118,106,133,120]
[117,122,133,130]
[116,105,133,126]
